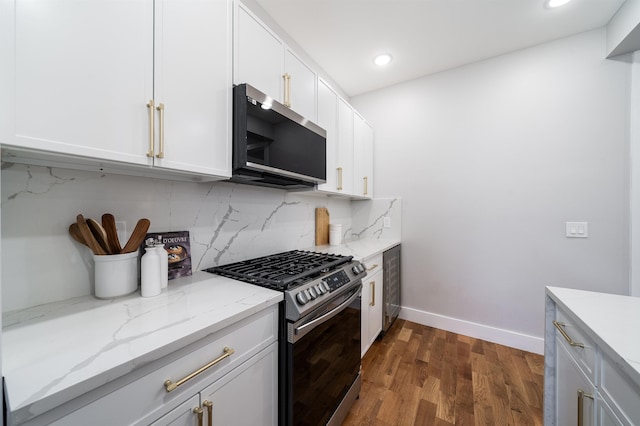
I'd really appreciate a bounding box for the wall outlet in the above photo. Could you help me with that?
[383,217,391,228]
[566,222,588,238]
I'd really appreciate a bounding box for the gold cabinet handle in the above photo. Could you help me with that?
[553,320,584,348]
[363,176,368,196]
[282,73,291,107]
[146,100,155,157]
[337,167,343,190]
[203,400,213,426]
[156,103,165,159]
[370,281,375,306]
[164,347,235,392]
[193,407,203,426]
[577,389,594,426]
[366,263,378,272]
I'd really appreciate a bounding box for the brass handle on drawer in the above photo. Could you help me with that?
[370,281,375,307]
[193,406,203,426]
[156,103,165,159]
[203,400,213,425]
[146,100,155,157]
[363,176,368,196]
[577,389,593,426]
[553,320,584,348]
[366,264,378,272]
[283,73,291,107]
[337,167,343,190]
[164,347,235,392]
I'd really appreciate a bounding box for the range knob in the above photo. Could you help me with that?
[321,282,330,293]
[308,287,317,299]
[296,292,309,305]
[352,265,360,274]
[315,284,326,295]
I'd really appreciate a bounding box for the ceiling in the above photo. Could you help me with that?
[255,0,627,97]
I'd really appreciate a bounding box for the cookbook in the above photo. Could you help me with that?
[143,231,192,280]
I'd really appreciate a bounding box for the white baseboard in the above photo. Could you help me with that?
[398,306,544,355]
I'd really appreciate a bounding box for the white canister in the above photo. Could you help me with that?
[329,223,343,246]
[141,246,161,297]
[93,252,138,299]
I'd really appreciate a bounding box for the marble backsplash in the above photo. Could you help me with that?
[1,164,401,312]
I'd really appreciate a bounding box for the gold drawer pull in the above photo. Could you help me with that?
[203,400,213,425]
[577,389,594,426]
[366,263,378,272]
[363,176,368,196]
[164,347,235,392]
[193,407,203,426]
[146,100,155,157]
[553,320,584,348]
[337,167,343,190]
[156,103,165,159]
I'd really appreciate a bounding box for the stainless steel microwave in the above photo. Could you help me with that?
[230,83,327,190]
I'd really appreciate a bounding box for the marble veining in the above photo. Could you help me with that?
[2,271,283,422]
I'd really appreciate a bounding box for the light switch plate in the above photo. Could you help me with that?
[566,222,588,238]
[383,217,391,228]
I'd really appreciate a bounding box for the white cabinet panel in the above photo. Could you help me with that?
[284,48,316,122]
[153,0,231,177]
[337,98,354,195]
[5,0,153,165]
[556,338,595,426]
[354,113,374,199]
[150,396,200,426]
[234,3,283,101]
[317,79,338,192]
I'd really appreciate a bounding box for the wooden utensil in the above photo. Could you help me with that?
[315,207,330,245]
[76,214,107,255]
[87,218,111,254]
[102,213,122,254]
[121,218,150,253]
[68,223,88,247]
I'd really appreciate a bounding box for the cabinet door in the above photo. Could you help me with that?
[556,338,595,426]
[153,0,231,177]
[234,3,283,101]
[597,395,627,426]
[317,79,338,192]
[337,98,354,195]
[1,0,153,165]
[284,48,316,122]
[200,344,278,426]
[353,113,374,199]
[150,395,200,426]
[367,270,383,347]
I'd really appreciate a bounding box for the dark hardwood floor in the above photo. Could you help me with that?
[343,320,544,425]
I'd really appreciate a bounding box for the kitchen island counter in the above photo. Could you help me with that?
[2,271,283,424]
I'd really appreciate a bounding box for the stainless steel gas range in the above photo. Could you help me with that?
[205,250,366,426]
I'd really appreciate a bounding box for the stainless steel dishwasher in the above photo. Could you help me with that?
[382,244,401,334]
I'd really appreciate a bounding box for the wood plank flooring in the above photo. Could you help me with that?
[343,320,544,426]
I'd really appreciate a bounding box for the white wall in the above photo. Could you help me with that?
[351,28,630,353]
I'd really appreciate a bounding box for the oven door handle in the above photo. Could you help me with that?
[294,283,362,338]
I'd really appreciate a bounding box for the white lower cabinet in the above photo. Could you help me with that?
[152,343,277,426]
[28,306,278,426]
[361,254,383,357]
[546,293,640,426]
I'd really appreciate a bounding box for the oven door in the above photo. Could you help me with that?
[285,282,362,426]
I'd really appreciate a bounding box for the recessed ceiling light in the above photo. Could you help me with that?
[545,0,572,8]
[373,53,392,66]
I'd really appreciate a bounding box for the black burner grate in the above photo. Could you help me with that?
[205,250,353,290]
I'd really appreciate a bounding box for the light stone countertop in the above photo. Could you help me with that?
[311,238,401,261]
[2,271,283,423]
[546,286,640,386]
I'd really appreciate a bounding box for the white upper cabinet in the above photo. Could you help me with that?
[1,0,231,180]
[337,98,354,195]
[153,0,232,177]
[234,2,317,121]
[284,48,317,121]
[353,112,374,199]
[1,0,153,165]
[234,2,283,101]
[317,79,338,192]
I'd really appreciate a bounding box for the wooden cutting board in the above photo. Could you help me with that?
[315,207,330,245]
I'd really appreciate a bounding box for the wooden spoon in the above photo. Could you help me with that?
[121,218,150,253]
[76,214,107,255]
[87,218,111,254]
[68,223,88,247]
[102,213,122,254]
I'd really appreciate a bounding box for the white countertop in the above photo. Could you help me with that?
[2,271,283,422]
[312,238,401,261]
[546,286,640,385]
